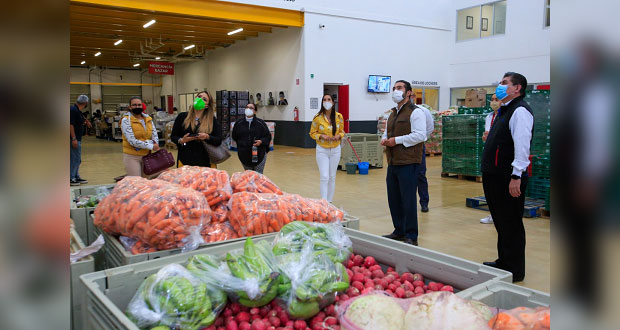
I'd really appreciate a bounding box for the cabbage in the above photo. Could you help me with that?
[404,292,490,330]
[344,295,405,330]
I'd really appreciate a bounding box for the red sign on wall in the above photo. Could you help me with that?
[148,61,175,75]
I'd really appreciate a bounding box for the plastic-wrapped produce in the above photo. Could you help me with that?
[93,177,211,252]
[230,170,283,194]
[273,221,353,263]
[227,192,345,237]
[200,221,239,243]
[187,237,280,307]
[126,264,226,330]
[275,243,349,319]
[488,306,550,330]
[158,166,232,223]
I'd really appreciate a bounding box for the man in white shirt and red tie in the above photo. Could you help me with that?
[481,72,533,283]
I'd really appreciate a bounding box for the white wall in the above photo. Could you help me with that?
[450,0,550,91]
[303,12,452,120]
[70,67,163,112]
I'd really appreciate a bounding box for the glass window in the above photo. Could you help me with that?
[494,1,507,35]
[544,0,550,27]
[457,1,506,41]
[457,6,481,41]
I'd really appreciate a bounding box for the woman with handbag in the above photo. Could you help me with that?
[231,103,271,174]
[171,90,222,167]
[309,94,345,202]
[120,96,161,177]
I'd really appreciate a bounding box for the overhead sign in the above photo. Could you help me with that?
[148,61,175,75]
[411,80,438,86]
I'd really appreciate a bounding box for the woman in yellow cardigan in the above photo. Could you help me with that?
[121,96,159,177]
[309,94,345,202]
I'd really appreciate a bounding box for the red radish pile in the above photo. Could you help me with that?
[203,299,341,330]
[339,253,454,302]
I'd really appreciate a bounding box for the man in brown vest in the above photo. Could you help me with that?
[381,80,427,245]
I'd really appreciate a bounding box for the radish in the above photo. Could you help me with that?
[226,322,238,330]
[428,282,441,291]
[260,306,271,317]
[401,272,414,283]
[346,287,360,297]
[340,294,349,301]
[237,312,251,323]
[317,312,326,320]
[346,269,353,281]
[352,255,363,266]
[269,316,281,327]
[440,285,454,292]
[402,281,414,292]
[324,304,336,316]
[351,273,364,283]
[385,289,394,296]
[215,317,224,327]
[395,287,405,298]
[388,283,397,291]
[251,315,261,321]
[293,320,307,329]
[251,319,267,330]
[324,317,338,326]
[278,311,290,324]
[405,290,415,298]
[369,265,382,272]
[413,273,424,282]
[362,270,372,277]
[346,259,354,269]
[364,281,375,289]
[239,321,251,330]
[423,285,428,291]
[412,280,424,288]
[225,316,235,325]
[414,286,425,294]
[352,281,364,291]
[384,274,395,283]
[393,280,402,287]
[363,256,377,268]
[379,279,389,289]
[250,308,260,316]
[372,278,382,285]
[361,287,374,295]
[224,308,234,317]
[374,284,384,290]
[371,270,385,279]
[387,266,395,272]
[351,266,361,273]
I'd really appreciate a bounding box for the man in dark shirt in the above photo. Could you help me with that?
[70,95,91,186]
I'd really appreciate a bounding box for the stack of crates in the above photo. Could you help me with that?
[441,114,486,177]
[215,90,229,139]
[339,133,383,169]
[425,111,443,155]
[525,89,551,211]
[458,106,494,115]
[216,90,250,146]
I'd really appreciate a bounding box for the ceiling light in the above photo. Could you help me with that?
[94,51,101,56]
[133,63,140,67]
[227,28,243,35]
[155,57,161,60]
[81,61,86,65]
[143,19,156,28]
[184,44,195,50]
[114,39,123,46]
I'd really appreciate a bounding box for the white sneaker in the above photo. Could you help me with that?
[480,215,494,224]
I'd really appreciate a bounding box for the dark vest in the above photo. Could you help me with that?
[481,96,534,175]
[385,103,423,166]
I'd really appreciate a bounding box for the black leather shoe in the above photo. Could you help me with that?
[512,275,525,283]
[382,233,405,241]
[421,206,429,213]
[404,238,418,246]
[483,261,501,268]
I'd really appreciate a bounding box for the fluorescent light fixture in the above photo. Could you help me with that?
[81,61,86,65]
[227,28,243,35]
[143,19,156,28]
[94,51,101,56]
[184,44,195,50]
[114,39,123,46]
[155,57,161,60]
[133,63,140,67]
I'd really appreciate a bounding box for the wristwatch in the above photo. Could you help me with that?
[511,174,521,180]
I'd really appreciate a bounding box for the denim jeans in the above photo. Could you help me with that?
[70,141,82,180]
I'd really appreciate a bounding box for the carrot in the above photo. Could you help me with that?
[230,170,283,194]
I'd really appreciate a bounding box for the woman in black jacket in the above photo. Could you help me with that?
[171,90,222,167]
[232,103,271,173]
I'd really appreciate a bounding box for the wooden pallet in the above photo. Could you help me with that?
[466,196,546,218]
[441,172,483,183]
[541,208,550,218]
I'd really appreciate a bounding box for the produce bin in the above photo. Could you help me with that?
[80,228,510,330]
[457,280,550,309]
[70,228,95,330]
[94,213,360,268]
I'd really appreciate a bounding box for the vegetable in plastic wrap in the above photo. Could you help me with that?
[340,292,405,330]
[488,306,550,330]
[403,291,491,330]
[275,243,350,319]
[187,237,280,307]
[273,221,353,263]
[230,170,283,194]
[126,263,226,330]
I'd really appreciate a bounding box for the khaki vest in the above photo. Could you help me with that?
[122,114,153,156]
[385,103,423,165]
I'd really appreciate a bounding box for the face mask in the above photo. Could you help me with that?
[392,90,405,103]
[495,84,508,100]
[244,108,254,117]
[323,102,333,110]
[490,101,501,111]
[131,107,142,115]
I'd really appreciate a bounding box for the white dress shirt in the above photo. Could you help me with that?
[502,99,534,176]
[418,105,435,140]
[484,112,495,132]
[382,103,427,147]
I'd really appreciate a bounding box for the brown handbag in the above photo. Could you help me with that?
[201,141,231,164]
[142,149,176,175]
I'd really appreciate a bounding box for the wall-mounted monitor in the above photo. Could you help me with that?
[368,75,391,93]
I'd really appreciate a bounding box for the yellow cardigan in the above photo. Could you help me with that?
[309,112,345,148]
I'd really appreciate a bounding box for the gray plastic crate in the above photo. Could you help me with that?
[339,133,384,169]
[71,228,95,330]
[71,207,97,245]
[81,228,511,330]
[457,280,550,309]
[96,213,359,268]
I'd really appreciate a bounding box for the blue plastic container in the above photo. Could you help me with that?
[358,162,369,175]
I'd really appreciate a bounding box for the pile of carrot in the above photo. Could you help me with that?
[93,177,212,251]
[230,170,283,195]
[227,192,345,236]
[489,306,550,330]
[129,240,158,254]
[158,166,232,223]
[201,221,239,243]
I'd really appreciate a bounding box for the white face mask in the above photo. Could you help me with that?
[392,90,405,103]
[323,101,333,110]
[244,108,255,117]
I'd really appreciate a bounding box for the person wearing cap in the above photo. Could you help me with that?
[120,96,160,177]
[171,90,222,167]
[70,94,92,186]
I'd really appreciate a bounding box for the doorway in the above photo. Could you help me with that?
[323,83,350,132]
[412,87,439,110]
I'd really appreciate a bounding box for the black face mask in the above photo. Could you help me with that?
[131,108,143,115]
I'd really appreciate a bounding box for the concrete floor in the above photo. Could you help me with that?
[78,136,550,293]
